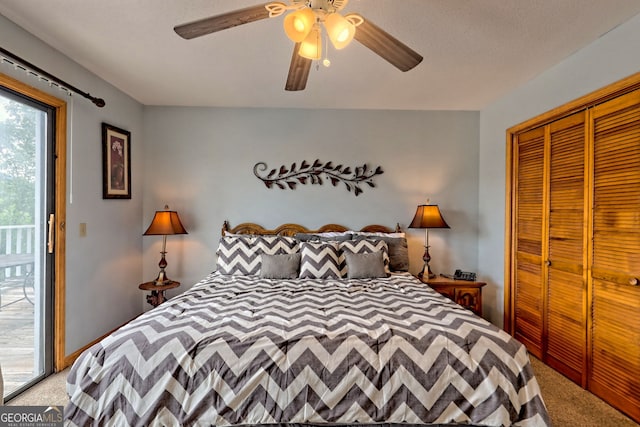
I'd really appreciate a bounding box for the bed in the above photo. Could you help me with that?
[65,221,550,426]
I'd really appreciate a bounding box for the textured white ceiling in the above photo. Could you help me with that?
[1,0,639,110]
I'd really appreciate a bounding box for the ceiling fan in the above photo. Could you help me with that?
[174,0,423,91]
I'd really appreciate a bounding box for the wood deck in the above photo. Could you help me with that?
[0,278,35,398]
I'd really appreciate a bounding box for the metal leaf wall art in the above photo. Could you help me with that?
[253,160,384,196]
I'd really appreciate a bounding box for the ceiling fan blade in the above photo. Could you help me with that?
[352,16,423,72]
[285,43,312,91]
[174,3,272,40]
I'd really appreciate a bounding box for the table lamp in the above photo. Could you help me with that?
[143,205,188,284]
[409,201,450,279]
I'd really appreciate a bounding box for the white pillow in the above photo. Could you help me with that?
[351,231,406,238]
[313,231,352,238]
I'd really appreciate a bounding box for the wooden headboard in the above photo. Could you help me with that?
[221,221,401,237]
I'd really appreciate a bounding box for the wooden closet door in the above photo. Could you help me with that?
[513,127,546,357]
[590,89,640,421]
[545,112,588,385]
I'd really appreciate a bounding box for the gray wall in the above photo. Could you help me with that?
[0,15,145,356]
[6,7,638,353]
[478,13,640,326]
[142,108,480,297]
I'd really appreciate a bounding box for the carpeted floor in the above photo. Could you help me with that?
[6,367,69,407]
[5,357,640,426]
[529,357,638,426]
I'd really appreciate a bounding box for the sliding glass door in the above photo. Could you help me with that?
[0,88,55,400]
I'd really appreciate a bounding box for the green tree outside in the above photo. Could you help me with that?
[0,95,36,226]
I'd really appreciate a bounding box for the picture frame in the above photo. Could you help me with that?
[102,122,131,199]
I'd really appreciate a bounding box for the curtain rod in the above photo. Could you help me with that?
[0,46,105,108]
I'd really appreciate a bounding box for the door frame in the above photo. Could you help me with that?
[0,72,66,371]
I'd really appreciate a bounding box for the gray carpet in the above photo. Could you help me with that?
[5,358,640,426]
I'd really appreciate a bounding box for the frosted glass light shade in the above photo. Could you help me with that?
[324,13,355,49]
[283,8,316,42]
[298,24,322,60]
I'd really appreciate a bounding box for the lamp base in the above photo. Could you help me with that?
[154,251,171,285]
[417,263,436,280]
[154,269,171,286]
[418,244,436,280]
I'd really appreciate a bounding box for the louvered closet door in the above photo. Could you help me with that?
[513,127,546,357]
[590,89,640,421]
[545,112,587,385]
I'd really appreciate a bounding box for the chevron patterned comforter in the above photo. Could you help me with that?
[65,272,550,426]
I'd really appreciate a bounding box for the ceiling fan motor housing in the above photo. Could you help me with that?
[307,0,348,14]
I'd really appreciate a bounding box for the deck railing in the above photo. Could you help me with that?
[0,225,35,280]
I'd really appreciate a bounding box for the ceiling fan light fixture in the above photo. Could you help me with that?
[283,8,316,42]
[298,23,322,60]
[323,13,355,49]
[175,1,423,92]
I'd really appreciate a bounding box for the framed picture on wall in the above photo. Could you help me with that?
[102,122,131,199]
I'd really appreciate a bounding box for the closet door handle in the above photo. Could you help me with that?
[629,278,639,286]
[47,213,55,254]
[545,260,552,267]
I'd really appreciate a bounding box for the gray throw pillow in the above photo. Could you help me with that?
[345,251,386,279]
[260,253,301,279]
[354,235,409,272]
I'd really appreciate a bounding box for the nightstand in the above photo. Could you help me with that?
[139,280,180,307]
[420,275,486,317]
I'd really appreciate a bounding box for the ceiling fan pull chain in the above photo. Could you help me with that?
[323,33,331,67]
